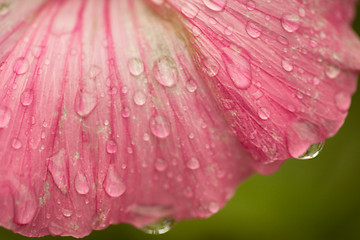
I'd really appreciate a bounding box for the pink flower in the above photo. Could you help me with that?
[0,0,359,237]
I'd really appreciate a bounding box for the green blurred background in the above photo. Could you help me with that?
[2,5,360,240]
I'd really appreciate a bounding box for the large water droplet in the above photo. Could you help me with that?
[0,3,10,17]
[48,149,69,193]
[281,14,300,33]
[150,115,171,139]
[203,0,227,12]
[246,21,262,39]
[153,56,178,87]
[104,165,126,198]
[246,1,256,11]
[186,157,200,170]
[13,58,29,75]
[296,142,324,160]
[143,218,175,235]
[282,59,293,72]
[223,49,252,90]
[75,91,97,117]
[74,172,90,195]
[20,89,34,106]
[128,58,144,76]
[186,79,198,93]
[258,107,270,120]
[0,106,11,128]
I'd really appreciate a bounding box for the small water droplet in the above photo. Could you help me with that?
[104,164,126,198]
[281,14,300,33]
[121,107,131,118]
[246,1,256,11]
[133,91,147,106]
[186,80,198,93]
[208,201,220,213]
[203,0,227,12]
[13,58,29,75]
[155,158,168,172]
[186,157,200,170]
[296,142,324,160]
[203,58,220,77]
[14,183,37,225]
[62,209,73,217]
[0,106,11,128]
[128,58,144,76]
[325,65,340,79]
[277,36,289,45]
[75,91,97,117]
[153,56,178,87]
[48,149,69,193]
[89,65,101,78]
[150,115,171,139]
[335,92,351,112]
[20,89,34,106]
[74,172,90,195]
[246,21,262,39]
[106,140,118,154]
[258,107,270,120]
[12,138,22,150]
[181,3,199,18]
[282,59,293,72]
[224,25,234,36]
[143,218,175,235]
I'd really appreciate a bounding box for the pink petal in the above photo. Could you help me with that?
[0,0,254,237]
[147,0,360,162]
[0,0,359,237]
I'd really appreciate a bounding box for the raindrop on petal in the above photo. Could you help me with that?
[150,115,171,139]
[104,164,126,198]
[281,14,300,33]
[296,142,324,160]
[153,56,178,87]
[128,58,144,76]
[186,157,200,170]
[203,0,227,12]
[74,172,90,195]
[20,89,34,106]
[142,218,175,235]
[13,58,29,75]
[0,106,11,128]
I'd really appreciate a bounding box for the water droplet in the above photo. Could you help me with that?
[121,107,131,118]
[74,172,90,195]
[20,89,34,106]
[281,14,300,33]
[203,0,227,12]
[223,49,252,90]
[277,36,289,45]
[151,0,164,5]
[186,157,200,170]
[0,3,10,17]
[75,91,97,117]
[203,58,220,77]
[153,56,178,87]
[186,80,198,93]
[13,58,29,75]
[296,142,324,160]
[14,184,37,225]
[246,21,262,38]
[128,58,144,76]
[62,209,73,217]
[208,201,220,213]
[89,65,101,78]
[181,3,199,18]
[224,25,234,36]
[258,107,270,120]
[11,138,22,150]
[106,140,118,154]
[335,92,351,112]
[155,158,168,172]
[0,106,11,128]
[282,59,293,72]
[133,91,147,106]
[150,115,171,139]
[48,149,69,193]
[143,218,175,235]
[325,65,340,79]
[246,1,256,11]
[104,165,126,198]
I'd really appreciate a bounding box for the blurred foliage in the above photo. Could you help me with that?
[1,3,360,240]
